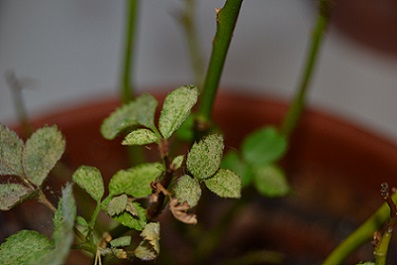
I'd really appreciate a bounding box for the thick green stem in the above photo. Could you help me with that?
[196,0,244,131]
[179,0,205,90]
[280,0,331,139]
[323,192,397,265]
[120,0,139,104]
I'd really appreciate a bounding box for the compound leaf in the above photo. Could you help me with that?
[0,124,24,177]
[159,85,198,139]
[72,166,104,202]
[204,169,241,198]
[0,183,32,211]
[23,125,65,186]
[187,133,224,180]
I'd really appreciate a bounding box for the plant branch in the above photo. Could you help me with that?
[120,0,139,104]
[196,0,244,132]
[280,0,331,139]
[323,189,397,265]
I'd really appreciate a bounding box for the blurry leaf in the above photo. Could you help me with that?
[101,94,158,140]
[176,114,194,142]
[0,124,24,177]
[204,169,241,198]
[0,230,53,265]
[107,194,128,216]
[112,202,147,231]
[23,125,65,186]
[159,85,198,139]
[171,155,184,170]
[109,163,163,198]
[222,151,253,188]
[242,127,287,166]
[72,166,104,202]
[135,222,160,261]
[122,128,158,146]
[0,183,32,210]
[253,165,290,197]
[187,133,224,180]
[174,175,201,207]
[110,236,132,248]
[169,198,197,224]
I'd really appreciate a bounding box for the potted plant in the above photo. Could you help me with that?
[1,1,396,264]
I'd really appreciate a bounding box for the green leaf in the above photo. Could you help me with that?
[171,155,184,170]
[0,183,32,210]
[204,169,241,198]
[176,114,195,142]
[23,125,65,186]
[253,165,290,197]
[187,133,224,180]
[107,194,128,216]
[0,230,53,265]
[110,236,132,248]
[122,128,159,146]
[159,85,199,139]
[109,163,163,197]
[101,94,158,140]
[112,202,147,231]
[222,151,253,188]
[242,127,287,166]
[72,166,104,202]
[0,124,24,177]
[174,175,201,207]
[135,222,160,261]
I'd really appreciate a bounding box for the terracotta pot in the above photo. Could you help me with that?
[2,90,397,264]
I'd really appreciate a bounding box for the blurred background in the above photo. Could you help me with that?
[1,0,396,142]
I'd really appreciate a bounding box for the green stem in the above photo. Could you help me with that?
[280,0,331,139]
[180,0,205,90]
[196,0,244,131]
[120,0,139,104]
[323,192,397,265]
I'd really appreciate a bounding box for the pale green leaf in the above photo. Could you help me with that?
[101,94,158,140]
[0,183,32,210]
[204,169,241,198]
[242,126,287,166]
[187,133,224,180]
[222,151,253,188]
[159,85,198,139]
[112,202,147,231]
[174,175,201,207]
[110,236,132,248]
[122,128,158,146]
[23,125,65,186]
[0,230,53,265]
[253,165,290,197]
[109,163,163,197]
[107,194,128,216]
[72,166,104,202]
[171,155,184,170]
[0,124,24,177]
[135,222,160,261]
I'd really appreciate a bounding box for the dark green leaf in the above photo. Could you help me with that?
[253,165,290,197]
[187,133,224,180]
[204,169,241,198]
[242,127,287,166]
[72,166,104,202]
[23,125,65,186]
[0,183,32,210]
[101,94,158,140]
[109,163,163,197]
[159,85,198,139]
[174,175,201,207]
[0,124,24,177]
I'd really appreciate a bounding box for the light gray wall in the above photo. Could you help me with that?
[1,1,396,142]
